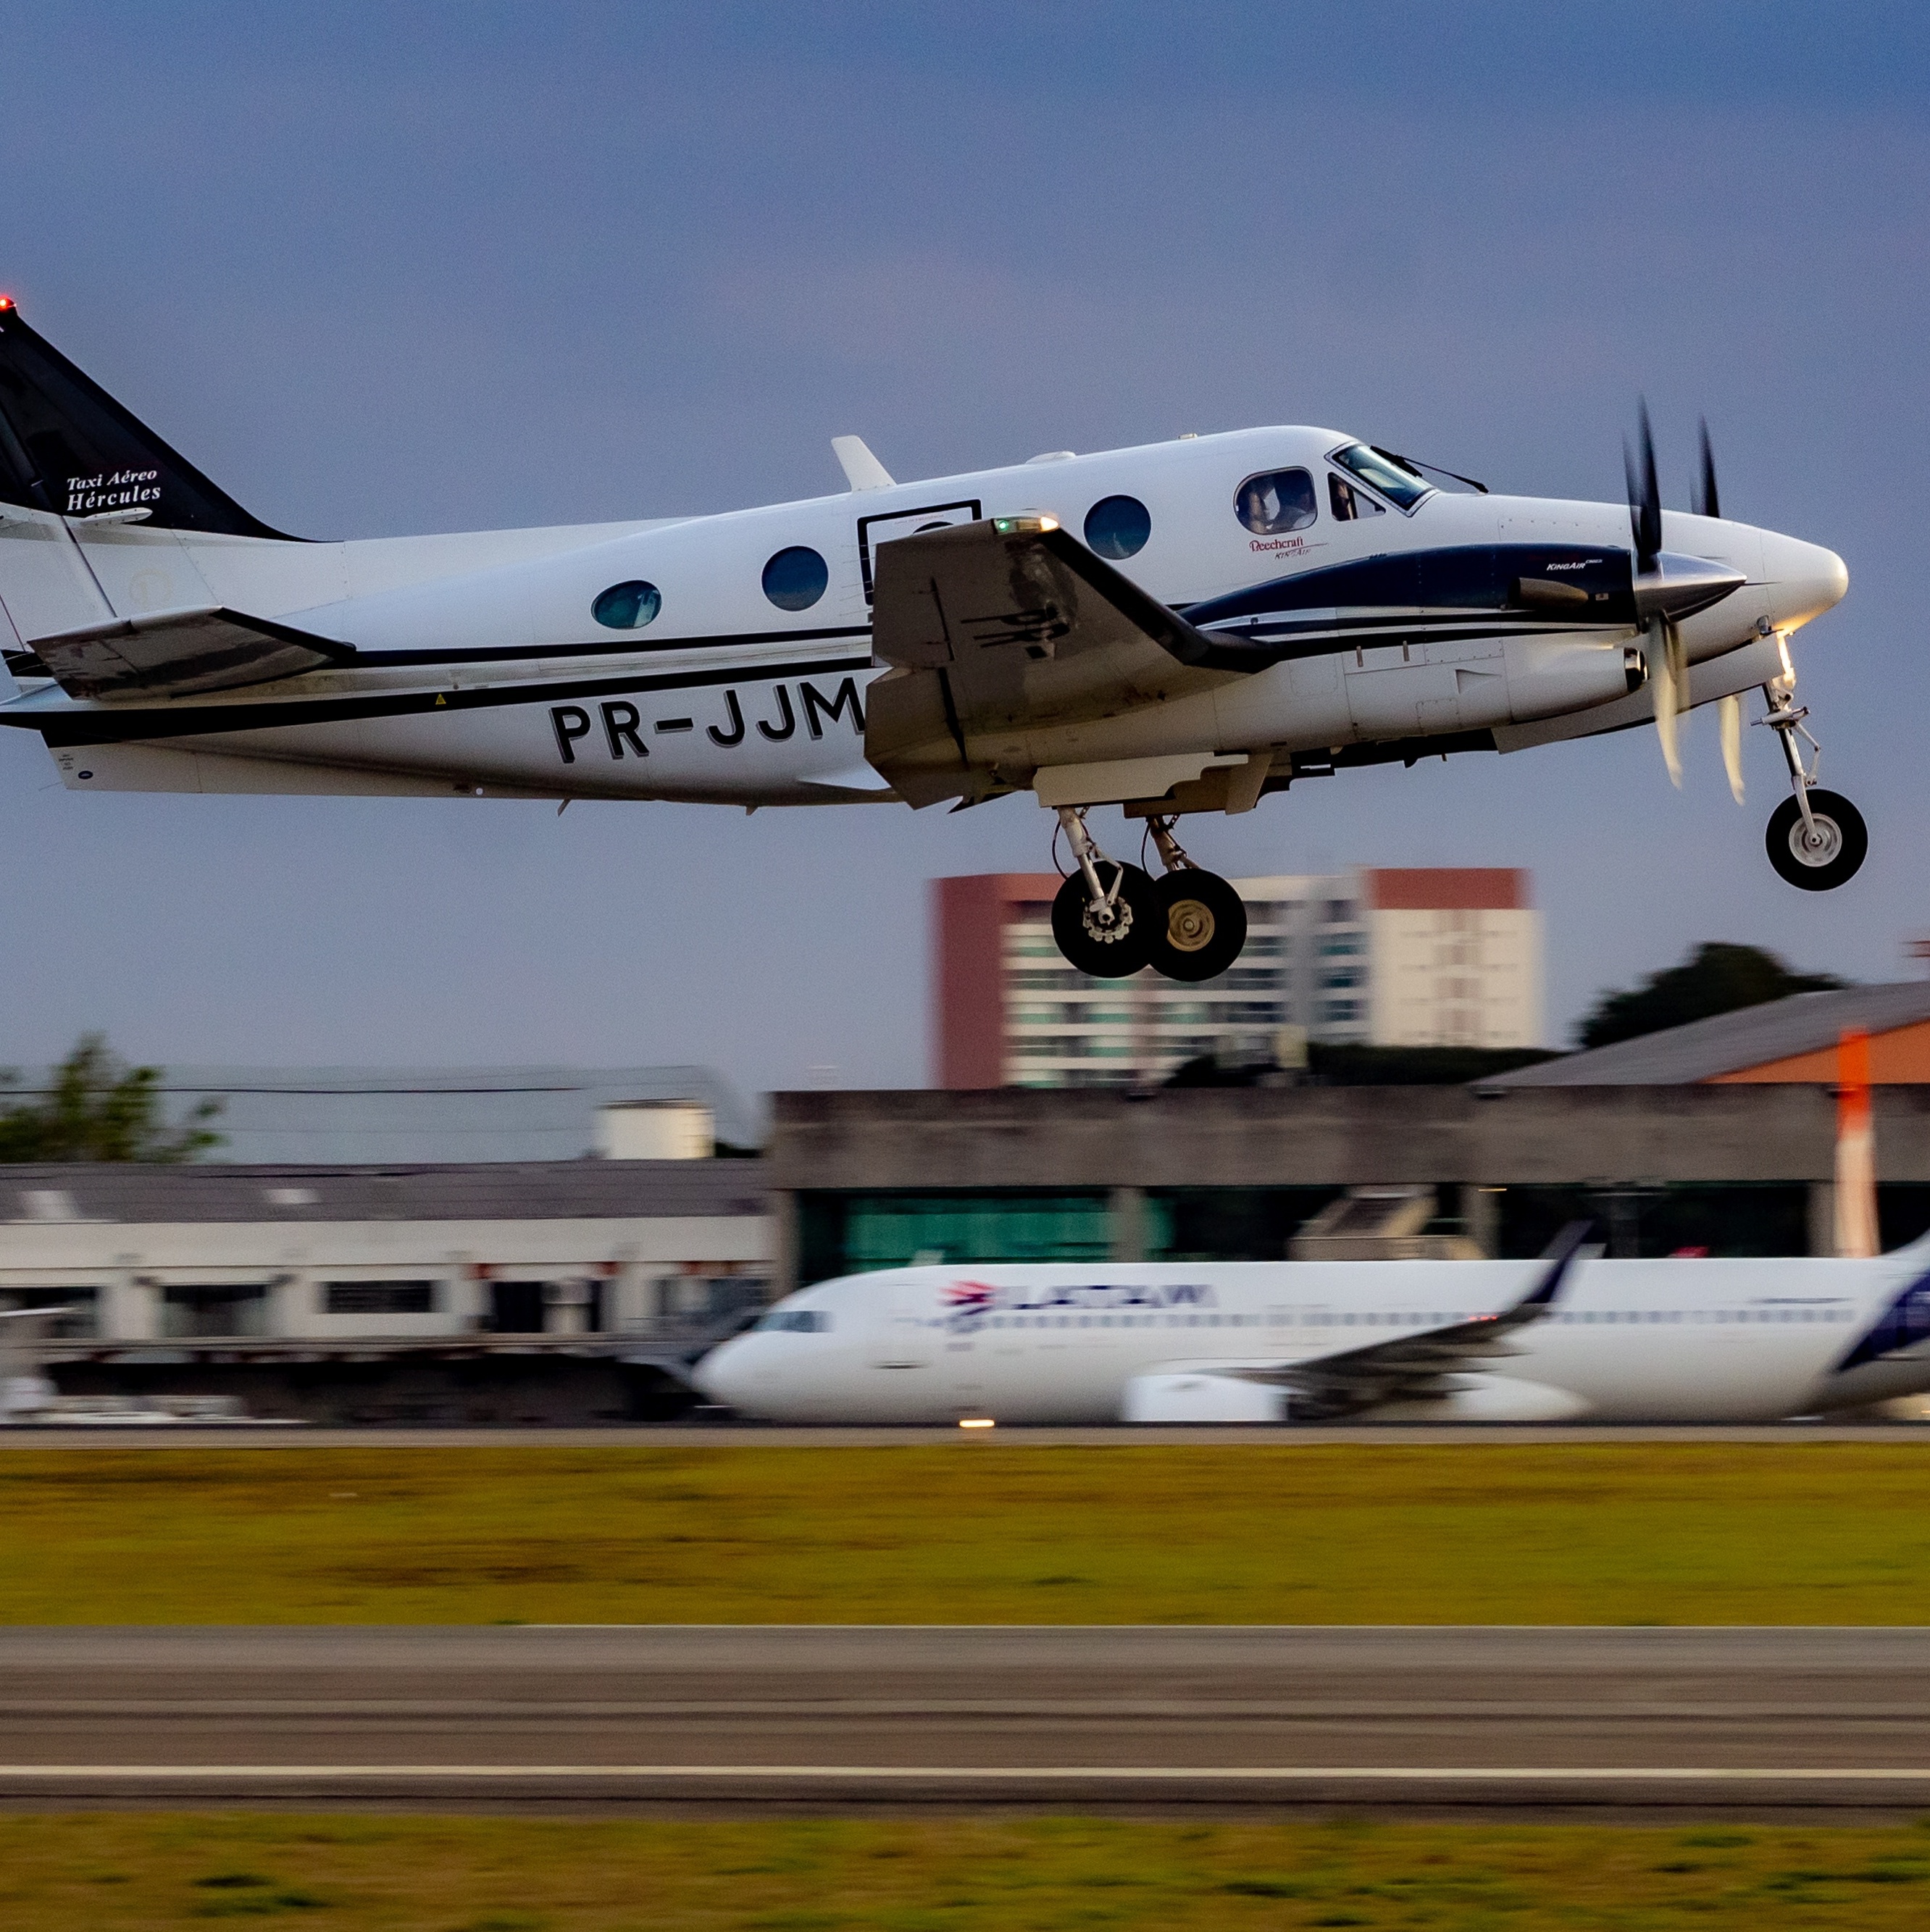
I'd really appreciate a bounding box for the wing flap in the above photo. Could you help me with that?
[30,604,356,699]
[1219,1223,1592,1419]
[866,518,1261,807]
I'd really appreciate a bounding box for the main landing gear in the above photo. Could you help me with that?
[1758,681,1867,892]
[1050,808,1248,980]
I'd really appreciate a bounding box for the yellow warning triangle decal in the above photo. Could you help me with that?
[434,693,446,706]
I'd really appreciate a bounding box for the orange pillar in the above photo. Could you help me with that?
[1834,1026,1879,1258]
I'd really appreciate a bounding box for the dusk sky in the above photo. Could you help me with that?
[1,3,1927,1096]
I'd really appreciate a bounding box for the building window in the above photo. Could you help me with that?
[322,1281,440,1315]
[591,580,661,630]
[160,1285,269,1339]
[761,545,830,611]
[1082,495,1152,560]
[799,1190,1113,1280]
[0,1287,99,1339]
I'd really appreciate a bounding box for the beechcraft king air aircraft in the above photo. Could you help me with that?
[695,1233,1930,1425]
[0,298,1855,979]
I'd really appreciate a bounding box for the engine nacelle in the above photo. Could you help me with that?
[1505,637,1647,724]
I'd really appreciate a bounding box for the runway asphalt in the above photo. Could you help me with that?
[4,1422,1930,1447]
[5,1625,1929,1816]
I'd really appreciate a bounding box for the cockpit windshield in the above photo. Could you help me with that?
[756,1307,831,1333]
[1330,443,1432,512]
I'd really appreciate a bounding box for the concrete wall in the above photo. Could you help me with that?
[771,1084,1930,1191]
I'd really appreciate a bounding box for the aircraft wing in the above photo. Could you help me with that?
[864,517,1262,808]
[1219,1223,1592,1420]
[29,604,357,699]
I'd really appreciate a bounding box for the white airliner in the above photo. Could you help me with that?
[693,1234,1930,1424]
[0,298,1855,981]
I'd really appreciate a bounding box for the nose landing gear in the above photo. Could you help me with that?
[1047,808,1250,979]
[1758,681,1867,892]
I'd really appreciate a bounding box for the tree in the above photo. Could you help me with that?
[0,1034,222,1162]
[1577,942,1847,1051]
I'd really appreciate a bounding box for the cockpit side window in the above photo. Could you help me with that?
[756,1308,831,1333]
[1235,469,1317,535]
[1327,473,1387,522]
[1329,443,1432,511]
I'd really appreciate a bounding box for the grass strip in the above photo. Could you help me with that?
[9,1812,1930,1929]
[7,1442,1930,1624]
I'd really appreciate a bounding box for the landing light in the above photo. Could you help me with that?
[958,1417,996,1430]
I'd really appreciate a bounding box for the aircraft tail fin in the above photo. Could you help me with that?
[0,297,295,539]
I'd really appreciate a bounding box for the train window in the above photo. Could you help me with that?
[592,580,661,629]
[1328,473,1387,522]
[1235,469,1317,535]
[762,545,830,611]
[1083,494,1152,559]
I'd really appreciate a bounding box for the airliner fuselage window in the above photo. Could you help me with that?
[1235,468,1316,535]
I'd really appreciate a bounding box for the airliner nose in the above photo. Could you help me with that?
[691,1337,748,1407]
[1763,532,1848,630]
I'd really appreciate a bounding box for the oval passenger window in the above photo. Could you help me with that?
[1235,469,1317,536]
[762,545,830,612]
[1083,494,1151,560]
[591,580,661,630]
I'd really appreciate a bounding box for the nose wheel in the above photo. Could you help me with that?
[1766,788,1866,892]
[1758,680,1867,892]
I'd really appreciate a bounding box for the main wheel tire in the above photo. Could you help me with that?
[1766,788,1868,891]
[1050,862,1158,977]
[1149,869,1249,982]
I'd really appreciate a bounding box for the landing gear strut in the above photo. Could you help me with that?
[1049,807,1158,977]
[1758,679,1866,892]
[1048,808,1249,980]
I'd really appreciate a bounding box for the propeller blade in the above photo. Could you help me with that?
[1695,417,1721,521]
[1624,401,1663,573]
[1650,621,1680,787]
[1718,692,1745,802]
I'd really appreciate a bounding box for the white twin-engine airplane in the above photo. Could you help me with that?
[694,1231,1930,1425]
[0,298,1853,979]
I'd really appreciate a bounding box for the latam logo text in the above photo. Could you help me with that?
[550,678,866,764]
[940,1279,1216,1326]
[66,469,161,515]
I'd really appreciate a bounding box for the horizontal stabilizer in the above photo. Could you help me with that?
[30,604,356,699]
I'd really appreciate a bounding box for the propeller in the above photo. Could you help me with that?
[1718,691,1745,802]
[1626,403,1686,782]
[1623,401,1663,575]
[1622,405,1745,799]
[1694,416,1720,521]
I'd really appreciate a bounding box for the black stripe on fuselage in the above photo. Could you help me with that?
[351,622,873,668]
[8,652,878,749]
[1200,614,1616,658]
